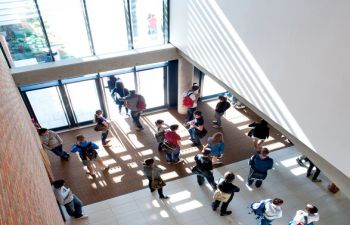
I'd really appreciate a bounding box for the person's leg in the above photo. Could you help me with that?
[216,112,224,127]
[87,164,96,175]
[193,131,201,145]
[101,130,109,145]
[188,127,195,140]
[51,145,67,158]
[173,148,180,162]
[220,194,233,215]
[131,111,143,129]
[166,151,173,163]
[118,104,122,113]
[212,155,218,164]
[256,139,265,150]
[255,179,263,188]
[307,161,315,177]
[72,195,83,218]
[212,200,221,211]
[259,217,272,225]
[158,142,163,151]
[205,171,217,189]
[197,175,205,185]
[185,108,194,122]
[247,169,254,186]
[157,187,167,198]
[125,106,129,114]
[64,201,76,217]
[95,157,108,170]
[148,177,155,192]
[312,167,321,182]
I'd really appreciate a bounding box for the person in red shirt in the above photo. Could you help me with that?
[164,124,183,164]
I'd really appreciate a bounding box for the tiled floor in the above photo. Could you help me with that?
[50,100,291,204]
[63,146,350,225]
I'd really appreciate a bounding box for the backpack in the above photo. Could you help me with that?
[77,142,98,161]
[182,91,194,108]
[137,95,146,111]
[249,199,271,219]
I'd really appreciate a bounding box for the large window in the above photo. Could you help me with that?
[65,80,100,123]
[26,87,68,128]
[137,67,164,108]
[0,0,51,67]
[130,0,165,48]
[37,0,92,60]
[201,74,226,97]
[85,0,129,55]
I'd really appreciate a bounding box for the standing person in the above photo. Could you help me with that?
[207,132,225,165]
[289,204,319,225]
[123,90,146,131]
[192,148,217,190]
[111,79,130,115]
[259,198,284,225]
[38,128,70,160]
[305,158,322,182]
[155,119,169,151]
[107,76,118,92]
[163,124,183,164]
[142,158,169,199]
[248,148,273,188]
[183,84,200,123]
[212,171,240,216]
[52,179,88,219]
[71,135,109,176]
[248,119,270,151]
[188,110,207,147]
[213,95,231,128]
[94,110,111,146]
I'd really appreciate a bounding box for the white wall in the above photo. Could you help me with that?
[170,0,350,177]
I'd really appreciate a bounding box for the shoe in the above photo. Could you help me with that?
[135,127,144,131]
[103,165,110,171]
[306,173,312,178]
[212,184,217,190]
[234,105,246,109]
[220,211,232,216]
[150,189,155,193]
[191,143,200,147]
[76,214,88,219]
[212,120,217,124]
[213,125,221,128]
[247,180,253,186]
[312,179,322,182]
[86,171,96,177]
[160,196,169,199]
[296,158,305,167]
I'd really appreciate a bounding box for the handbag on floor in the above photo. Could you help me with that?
[213,189,231,202]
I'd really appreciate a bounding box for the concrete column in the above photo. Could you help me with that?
[178,57,194,114]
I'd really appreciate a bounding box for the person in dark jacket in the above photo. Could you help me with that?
[111,79,130,115]
[248,148,273,188]
[142,158,169,199]
[193,148,217,189]
[248,119,270,151]
[212,95,231,128]
[212,171,240,216]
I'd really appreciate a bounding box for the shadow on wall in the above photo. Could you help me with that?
[185,1,314,151]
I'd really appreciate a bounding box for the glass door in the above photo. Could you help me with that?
[26,87,69,129]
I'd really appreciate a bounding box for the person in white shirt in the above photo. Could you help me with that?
[184,84,200,123]
[260,198,283,225]
[289,204,320,225]
[52,179,88,219]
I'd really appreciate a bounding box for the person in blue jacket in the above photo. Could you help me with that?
[248,148,273,188]
[71,135,109,176]
[207,132,225,165]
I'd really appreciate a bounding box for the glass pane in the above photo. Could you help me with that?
[137,68,164,108]
[130,0,164,48]
[201,74,227,97]
[37,0,92,60]
[0,0,51,67]
[66,80,100,123]
[85,0,129,55]
[26,87,68,129]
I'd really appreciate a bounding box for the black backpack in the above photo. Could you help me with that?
[77,142,98,160]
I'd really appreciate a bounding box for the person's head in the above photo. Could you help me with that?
[202,148,211,156]
[76,134,85,143]
[155,119,164,126]
[193,110,202,118]
[224,171,235,183]
[260,119,268,127]
[218,95,227,102]
[38,128,48,136]
[115,79,124,90]
[260,148,269,158]
[144,158,154,166]
[52,179,65,189]
[272,198,284,206]
[212,132,224,144]
[95,109,103,121]
[306,204,318,214]
[191,85,200,94]
[170,124,179,131]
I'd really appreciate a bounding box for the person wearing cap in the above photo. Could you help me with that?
[142,158,169,199]
[289,204,320,225]
[211,171,240,216]
[259,198,284,225]
[52,179,88,219]
[193,148,217,190]
[248,148,274,188]
[184,84,200,123]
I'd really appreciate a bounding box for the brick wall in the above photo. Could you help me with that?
[0,54,64,224]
